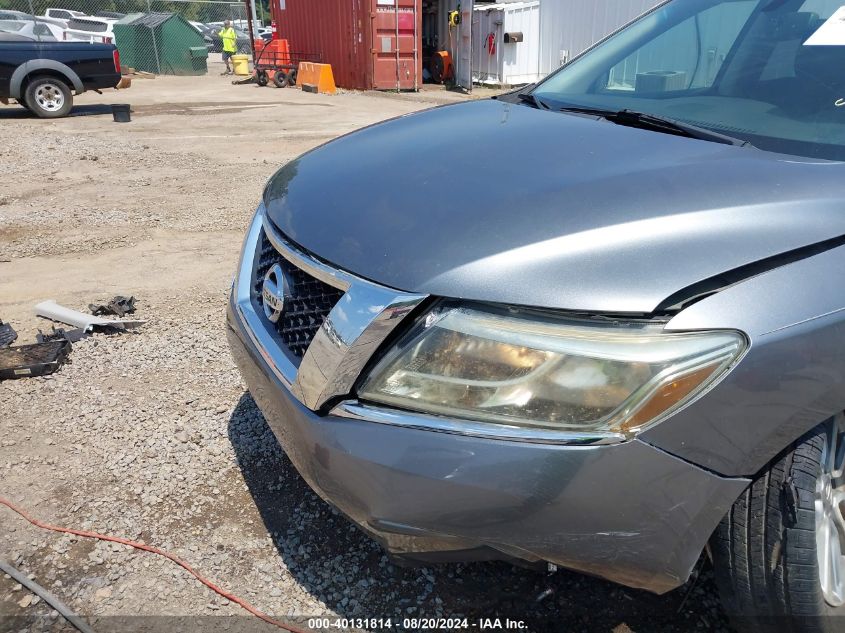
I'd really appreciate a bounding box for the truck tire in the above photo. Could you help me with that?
[711,415,845,632]
[25,76,72,118]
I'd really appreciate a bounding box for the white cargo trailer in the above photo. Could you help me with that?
[472,1,541,86]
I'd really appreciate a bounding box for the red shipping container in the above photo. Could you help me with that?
[276,0,421,90]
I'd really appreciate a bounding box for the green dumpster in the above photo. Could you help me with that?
[114,12,210,76]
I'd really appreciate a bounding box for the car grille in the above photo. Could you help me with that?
[253,228,345,359]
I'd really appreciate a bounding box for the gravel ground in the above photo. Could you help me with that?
[1,79,733,633]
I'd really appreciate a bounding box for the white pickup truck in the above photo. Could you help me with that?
[62,16,116,44]
[42,7,87,26]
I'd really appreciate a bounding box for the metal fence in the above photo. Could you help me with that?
[0,0,258,75]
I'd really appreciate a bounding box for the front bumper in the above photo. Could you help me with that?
[227,297,749,594]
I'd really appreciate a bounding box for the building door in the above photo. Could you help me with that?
[372,0,420,90]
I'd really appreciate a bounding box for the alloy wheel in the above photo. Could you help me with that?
[815,413,845,606]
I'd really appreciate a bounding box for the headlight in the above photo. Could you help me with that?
[358,306,745,438]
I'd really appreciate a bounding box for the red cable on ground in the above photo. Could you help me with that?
[0,496,309,633]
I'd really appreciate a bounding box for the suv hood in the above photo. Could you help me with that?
[264,99,845,314]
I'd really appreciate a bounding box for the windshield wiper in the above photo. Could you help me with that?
[558,106,753,148]
[517,92,550,110]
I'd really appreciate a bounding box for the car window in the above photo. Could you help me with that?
[532,0,845,160]
[33,23,50,36]
[605,2,756,92]
[0,20,25,32]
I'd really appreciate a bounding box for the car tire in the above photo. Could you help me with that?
[256,70,269,86]
[24,76,72,118]
[711,415,845,632]
[273,71,290,88]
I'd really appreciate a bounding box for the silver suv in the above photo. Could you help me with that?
[228,0,845,627]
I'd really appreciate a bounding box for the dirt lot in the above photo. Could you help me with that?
[0,71,731,633]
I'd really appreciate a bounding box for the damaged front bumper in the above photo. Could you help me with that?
[226,297,749,594]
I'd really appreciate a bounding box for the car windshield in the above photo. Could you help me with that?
[531,0,845,160]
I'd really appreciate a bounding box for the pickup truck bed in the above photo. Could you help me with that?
[0,38,122,117]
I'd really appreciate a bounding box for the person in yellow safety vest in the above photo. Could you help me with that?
[219,20,237,75]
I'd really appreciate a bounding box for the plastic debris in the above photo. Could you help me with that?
[0,320,17,348]
[36,326,88,344]
[88,295,136,318]
[34,300,145,333]
[0,340,71,380]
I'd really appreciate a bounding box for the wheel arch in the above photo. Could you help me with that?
[709,417,843,625]
[641,243,845,477]
[11,60,83,99]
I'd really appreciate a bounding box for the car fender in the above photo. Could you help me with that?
[641,243,845,477]
[10,60,84,99]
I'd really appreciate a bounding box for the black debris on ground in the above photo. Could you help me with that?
[0,320,17,347]
[88,296,136,318]
[0,340,71,380]
[36,326,89,344]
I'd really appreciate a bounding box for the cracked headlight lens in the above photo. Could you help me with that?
[358,306,745,437]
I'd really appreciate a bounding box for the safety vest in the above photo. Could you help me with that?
[220,27,237,53]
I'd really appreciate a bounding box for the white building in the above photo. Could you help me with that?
[537,0,659,76]
[467,0,660,87]
[472,1,542,86]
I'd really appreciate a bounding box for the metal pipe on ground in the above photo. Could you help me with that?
[0,558,96,633]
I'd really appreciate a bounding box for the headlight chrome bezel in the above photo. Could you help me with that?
[355,302,747,442]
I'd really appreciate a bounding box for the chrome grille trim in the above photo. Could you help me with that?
[234,204,427,411]
[253,229,345,359]
[262,215,351,292]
